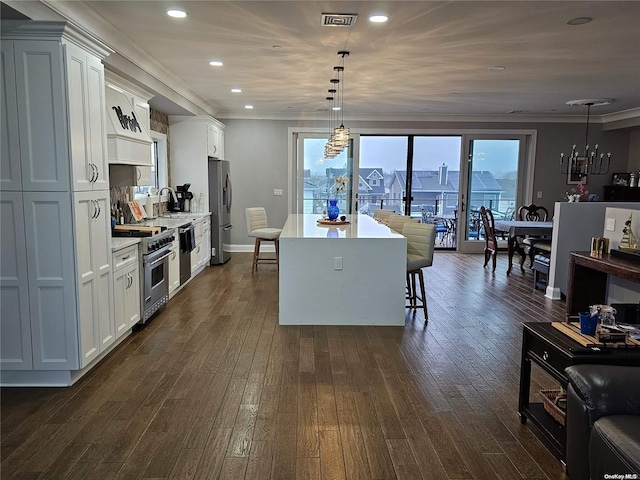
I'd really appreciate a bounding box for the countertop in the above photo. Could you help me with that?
[280,214,405,239]
[111,237,141,252]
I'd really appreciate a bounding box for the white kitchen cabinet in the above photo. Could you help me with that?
[2,38,70,192]
[112,245,140,338]
[65,41,109,191]
[207,122,224,159]
[0,192,32,370]
[168,235,180,297]
[23,191,79,370]
[1,42,22,191]
[169,115,225,213]
[74,191,115,367]
[1,22,114,384]
[200,215,212,267]
[191,217,204,274]
[109,164,152,187]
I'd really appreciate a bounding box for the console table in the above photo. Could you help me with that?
[519,322,640,463]
[566,251,640,320]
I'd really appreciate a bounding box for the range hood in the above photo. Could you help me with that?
[106,85,152,165]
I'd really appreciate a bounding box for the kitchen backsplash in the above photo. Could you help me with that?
[110,186,135,223]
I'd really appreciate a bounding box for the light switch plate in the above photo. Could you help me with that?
[274,188,283,196]
[536,191,543,199]
[606,218,615,231]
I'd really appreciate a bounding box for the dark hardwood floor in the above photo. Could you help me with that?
[1,252,569,480]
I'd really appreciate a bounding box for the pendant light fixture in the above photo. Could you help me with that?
[323,50,350,158]
[560,99,613,177]
[333,51,350,149]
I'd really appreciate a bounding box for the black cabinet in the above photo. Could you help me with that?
[603,185,640,201]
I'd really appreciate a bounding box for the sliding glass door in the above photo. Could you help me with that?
[457,135,528,253]
[296,134,354,215]
[293,130,533,252]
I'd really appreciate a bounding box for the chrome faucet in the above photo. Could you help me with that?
[157,187,177,216]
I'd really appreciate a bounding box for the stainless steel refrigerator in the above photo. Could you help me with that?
[208,158,232,264]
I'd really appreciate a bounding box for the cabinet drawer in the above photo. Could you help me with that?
[113,245,138,270]
[526,331,571,380]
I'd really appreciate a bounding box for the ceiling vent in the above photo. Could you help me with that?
[321,13,358,27]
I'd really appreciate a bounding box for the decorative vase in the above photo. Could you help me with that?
[327,199,339,220]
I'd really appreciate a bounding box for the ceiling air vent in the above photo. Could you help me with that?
[321,13,358,27]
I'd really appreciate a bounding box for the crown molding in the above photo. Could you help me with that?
[36,0,219,117]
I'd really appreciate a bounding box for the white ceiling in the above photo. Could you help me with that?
[6,1,640,121]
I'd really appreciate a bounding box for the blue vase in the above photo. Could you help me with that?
[327,199,339,220]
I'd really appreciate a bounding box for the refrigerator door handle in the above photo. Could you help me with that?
[226,172,232,214]
[223,224,232,231]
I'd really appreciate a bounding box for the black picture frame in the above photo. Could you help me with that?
[567,158,588,185]
[612,172,631,186]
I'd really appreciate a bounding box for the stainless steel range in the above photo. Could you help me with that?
[113,226,176,322]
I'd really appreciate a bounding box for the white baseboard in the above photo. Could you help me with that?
[545,286,562,300]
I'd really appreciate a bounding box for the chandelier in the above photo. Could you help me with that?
[324,51,350,158]
[560,99,612,176]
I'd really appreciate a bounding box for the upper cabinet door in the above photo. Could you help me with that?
[65,42,108,192]
[86,55,108,190]
[1,41,23,191]
[14,40,70,192]
[207,123,219,158]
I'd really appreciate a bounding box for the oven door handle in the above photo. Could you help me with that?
[144,250,171,267]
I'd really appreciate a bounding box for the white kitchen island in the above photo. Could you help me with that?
[279,214,407,325]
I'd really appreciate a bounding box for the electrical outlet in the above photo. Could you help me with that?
[212,247,216,257]
[537,191,543,199]
[273,188,283,196]
[334,257,343,270]
[606,218,616,231]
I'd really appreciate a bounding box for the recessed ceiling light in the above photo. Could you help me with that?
[369,14,389,23]
[488,65,506,71]
[244,105,254,109]
[167,9,187,18]
[209,60,223,67]
[332,106,341,111]
[567,17,592,26]
[231,88,242,93]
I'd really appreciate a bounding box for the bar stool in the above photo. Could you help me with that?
[388,214,418,234]
[245,207,282,273]
[373,209,393,223]
[402,222,436,323]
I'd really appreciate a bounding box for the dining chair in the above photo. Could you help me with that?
[388,214,417,234]
[373,209,393,223]
[245,207,282,273]
[480,206,498,272]
[517,204,550,267]
[402,222,437,323]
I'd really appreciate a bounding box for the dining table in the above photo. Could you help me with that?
[493,220,553,274]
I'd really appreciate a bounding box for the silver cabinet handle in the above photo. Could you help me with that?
[91,200,98,219]
[137,168,141,182]
[90,163,98,183]
[542,351,549,361]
